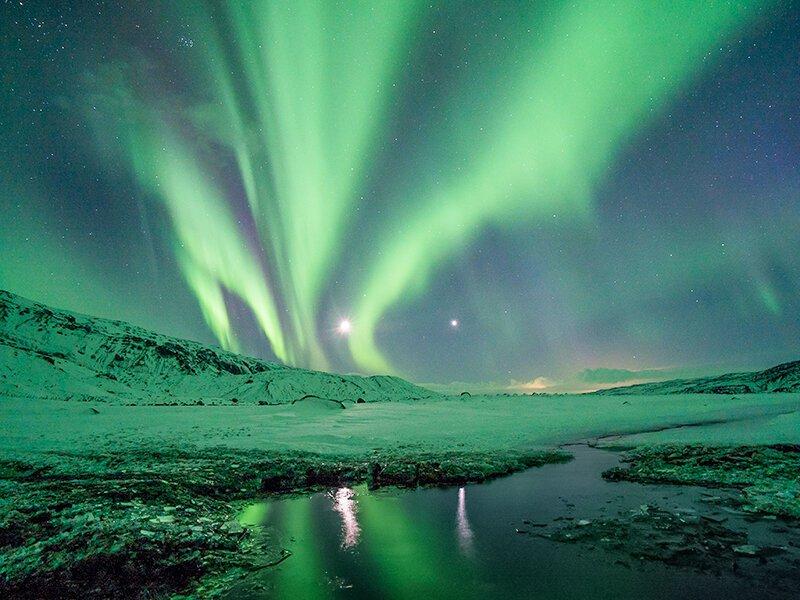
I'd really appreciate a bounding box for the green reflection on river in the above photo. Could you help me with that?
[240,484,477,599]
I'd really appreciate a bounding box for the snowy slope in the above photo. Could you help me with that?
[593,360,800,395]
[0,289,439,405]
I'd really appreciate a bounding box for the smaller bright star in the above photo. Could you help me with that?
[338,319,352,335]
[450,319,459,329]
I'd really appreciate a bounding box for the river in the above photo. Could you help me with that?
[226,444,800,599]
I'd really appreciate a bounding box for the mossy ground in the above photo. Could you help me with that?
[0,446,568,599]
[603,444,800,518]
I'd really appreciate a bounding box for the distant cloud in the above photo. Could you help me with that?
[508,376,556,391]
[419,365,718,396]
[421,380,514,395]
[421,376,561,395]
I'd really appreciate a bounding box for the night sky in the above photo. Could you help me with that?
[1,1,798,391]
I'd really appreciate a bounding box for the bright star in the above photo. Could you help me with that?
[450,319,459,328]
[338,319,352,335]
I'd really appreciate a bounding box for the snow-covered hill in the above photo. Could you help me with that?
[593,360,800,395]
[0,289,439,405]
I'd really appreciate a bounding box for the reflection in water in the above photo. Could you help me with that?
[275,501,330,599]
[238,501,269,526]
[456,487,474,554]
[358,490,453,597]
[237,446,787,600]
[332,487,361,549]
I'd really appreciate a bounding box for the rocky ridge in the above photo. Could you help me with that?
[0,289,438,405]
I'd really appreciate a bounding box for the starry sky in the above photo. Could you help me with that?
[1,1,798,391]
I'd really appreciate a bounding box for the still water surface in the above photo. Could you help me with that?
[227,445,798,599]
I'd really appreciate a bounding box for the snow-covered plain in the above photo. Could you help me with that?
[2,285,799,472]
[2,287,798,461]
[3,392,799,460]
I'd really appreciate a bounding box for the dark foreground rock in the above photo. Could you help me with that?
[603,444,800,518]
[541,504,747,567]
[0,446,568,599]
[534,503,800,594]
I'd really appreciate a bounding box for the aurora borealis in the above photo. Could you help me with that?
[1,1,798,388]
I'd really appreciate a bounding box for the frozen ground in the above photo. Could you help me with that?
[3,394,800,598]
[3,393,800,458]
